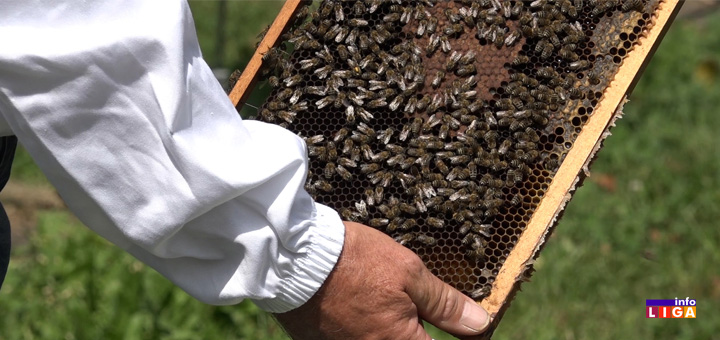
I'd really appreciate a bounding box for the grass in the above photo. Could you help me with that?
[2,3,720,340]
[0,213,286,340]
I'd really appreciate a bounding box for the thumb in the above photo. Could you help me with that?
[405,266,490,336]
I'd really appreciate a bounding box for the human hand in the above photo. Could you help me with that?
[274,221,490,340]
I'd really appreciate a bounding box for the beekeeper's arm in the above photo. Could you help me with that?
[0,0,344,312]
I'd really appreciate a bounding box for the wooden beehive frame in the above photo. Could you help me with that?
[228,0,683,335]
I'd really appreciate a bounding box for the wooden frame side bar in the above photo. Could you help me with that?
[479,0,684,321]
[228,0,305,108]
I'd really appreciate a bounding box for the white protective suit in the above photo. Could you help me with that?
[0,0,345,313]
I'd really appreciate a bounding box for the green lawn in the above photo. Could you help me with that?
[2,3,719,340]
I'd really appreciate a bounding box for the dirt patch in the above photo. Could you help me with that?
[0,180,65,245]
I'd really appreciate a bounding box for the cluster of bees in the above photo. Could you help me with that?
[252,0,657,299]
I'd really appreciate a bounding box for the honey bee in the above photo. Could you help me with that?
[283,74,302,88]
[400,218,418,231]
[397,202,417,215]
[440,36,452,53]
[395,150,414,166]
[427,217,445,229]
[360,163,380,174]
[313,179,332,193]
[432,158,449,175]
[622,0,642,12]
[276,110,296,124]
[379,171,393,187]
[506,169,522,186]
[352,107,371,122]
[267,100,289,111]
[304,85,327,96]
[332,163,352,181]
[283,88,302,104]
[379,204,400,219]
[342,139,354,155]
[592,0,617,16]
[442,115,461,130]
[545,157,560,170]
[462,231,480,246]
[413,154,431,169]
[363,188,376,206]
[367,98,388,109]
[389,95,404,111]
[387,154,406,167]
[568,87,584,100]
[498,139,512,155]
[432,185,454,198]
[366,0,382,13]
[457,221,472,235]
[348,18,368,27]
[470,285,491,299]
[308,144,326,159]
[299,57,320,70]
[370,28,390,44]
[267,75,282,89]
[559,46,579,62]
[536,66,557,80]
[338,157,356,168]
[444,23,464,36]
[419,182,437,199]
[369,218,389,228]
[324,141,337,160]
[414,196,427,213]
[383,12,400,23]
[396,172,417,189]
[271,91,296,107]
[384,218,400,232]
[302,39,321,51]
[427,174,447,188]
[394,233,416,246]
[425,196,445,209]
[314,96,334,110]
[569,60,590,71]
[314,45,335,66]
[587,71,601,85]
[290,101,308,113]
[417,234,437,246]
[472,223,492,238]
[339,208,358,221]
[453,210,469,223]
[428,70,445,89]
[456,64,476,77]
[352,200,368,219]
[336,43,351,60]
[332,26,349,43]
[450,155,470,165]
[444,8,462,23]
[355,143,371,160]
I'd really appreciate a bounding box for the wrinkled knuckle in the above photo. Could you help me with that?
[440,290,463,321]
[399,251,424,272]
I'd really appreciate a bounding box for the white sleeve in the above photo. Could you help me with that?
[0,0,345,312]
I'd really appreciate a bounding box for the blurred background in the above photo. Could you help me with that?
[1,1,719,339]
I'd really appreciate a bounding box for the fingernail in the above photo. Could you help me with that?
[460,301,490,333]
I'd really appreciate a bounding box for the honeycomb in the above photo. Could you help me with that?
[248,0,664,302]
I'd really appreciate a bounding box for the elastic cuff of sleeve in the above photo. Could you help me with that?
[251,204,345,313]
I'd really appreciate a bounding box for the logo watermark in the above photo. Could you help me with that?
[646,297,696,318]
